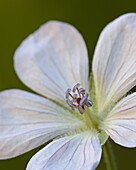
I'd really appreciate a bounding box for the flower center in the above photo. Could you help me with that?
[66,83,109,145]
[65,83,92,114]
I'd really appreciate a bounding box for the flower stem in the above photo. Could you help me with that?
[103,140,117,170]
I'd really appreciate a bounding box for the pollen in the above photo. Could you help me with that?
[65,83,92,114]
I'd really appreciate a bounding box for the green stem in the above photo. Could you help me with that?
[103,140,117,170]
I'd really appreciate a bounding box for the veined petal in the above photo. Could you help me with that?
[100,92,136,147]
[26,132,102,170]
[92,13,136,113]
[14,21,89,105]
[0,90,82,159]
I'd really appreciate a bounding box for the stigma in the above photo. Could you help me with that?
[65,83,92,114]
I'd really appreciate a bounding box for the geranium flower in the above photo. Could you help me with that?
[0,13,136,170]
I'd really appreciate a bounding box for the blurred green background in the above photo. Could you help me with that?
[0,0,136,169]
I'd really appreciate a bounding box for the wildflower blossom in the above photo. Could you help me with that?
[0,13,136,170]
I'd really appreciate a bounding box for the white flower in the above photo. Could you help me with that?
[0,13,136,170]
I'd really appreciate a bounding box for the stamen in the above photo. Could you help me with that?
[65,88,74,99]
[73,83,81,98]
[66,98,75,110]
[69,93,74,99]
[79,88,85,95]
[66,83,92,114]
[65,88,71,98]
[86,100,93,107]
[73,83,80,93]
[80,94,88,105]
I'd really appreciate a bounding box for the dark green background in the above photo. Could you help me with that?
[0,0,136,169]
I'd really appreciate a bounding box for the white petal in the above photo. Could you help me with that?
[101,92,136,147]
[92,13,136,113]
[26,132,102,170]
[14,21,89,105]
[0,90,82,159]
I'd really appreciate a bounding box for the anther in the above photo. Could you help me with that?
[86,100,93,107]
[66,98,75,110]
[73,83,80,93]
[66,88,74,99]
[65,88,71,98]
[80,94,88,106]
[79,88,85,95]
